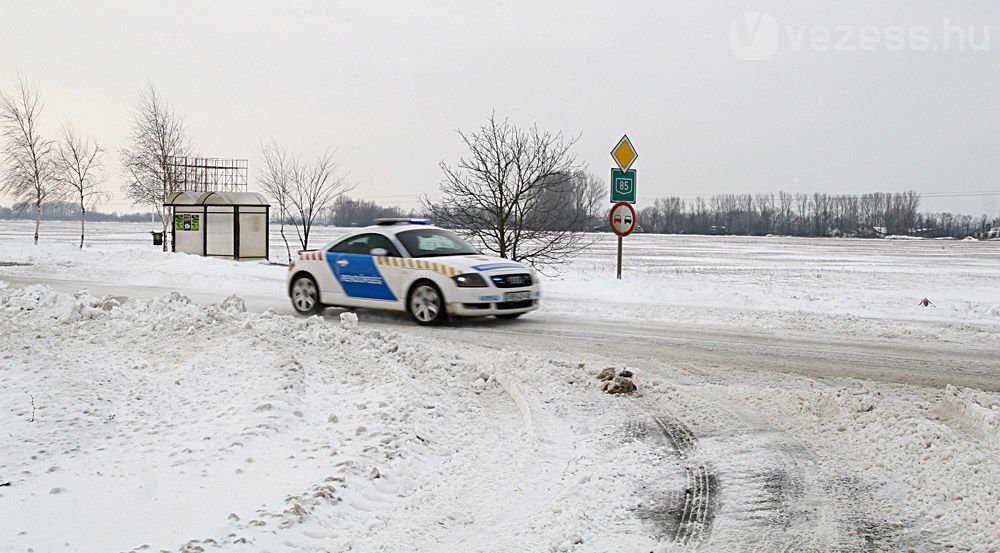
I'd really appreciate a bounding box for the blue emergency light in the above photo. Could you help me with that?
[374,217,432,226]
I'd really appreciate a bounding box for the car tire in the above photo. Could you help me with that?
[290,274,324,316]
[408,281,447,326]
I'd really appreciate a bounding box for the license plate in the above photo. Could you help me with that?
[503,291,531,302]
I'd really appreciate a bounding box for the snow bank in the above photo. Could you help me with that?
[942,385,1000,449]
[0,285,662,552]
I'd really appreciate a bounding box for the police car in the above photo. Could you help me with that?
[286,218,540,325]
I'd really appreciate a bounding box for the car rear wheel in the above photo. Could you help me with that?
[291,275,324,316]
[408,282,447,325]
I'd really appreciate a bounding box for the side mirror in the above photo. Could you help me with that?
[369,248,388,256]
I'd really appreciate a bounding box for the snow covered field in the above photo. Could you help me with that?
[1,220,999,552]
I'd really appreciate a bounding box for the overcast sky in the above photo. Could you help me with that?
[1,1,997,216]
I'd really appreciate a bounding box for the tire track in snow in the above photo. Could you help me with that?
[626,386,910,552]
[630,410,719,547]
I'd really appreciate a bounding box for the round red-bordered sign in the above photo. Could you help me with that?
[609,202,637,237]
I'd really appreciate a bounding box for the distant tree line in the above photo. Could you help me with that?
[639,191,997,238]
[0,200,153,222]
[323,195,415,226]
[265,195,415,226]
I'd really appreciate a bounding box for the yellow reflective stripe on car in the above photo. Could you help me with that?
[376,257,456,276]
[371,255,454,276]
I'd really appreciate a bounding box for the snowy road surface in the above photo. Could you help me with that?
[1,221,999,552]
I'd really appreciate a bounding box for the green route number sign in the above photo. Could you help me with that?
[610,168,636,204]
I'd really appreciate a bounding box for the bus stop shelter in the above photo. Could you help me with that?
[165,191,270,260]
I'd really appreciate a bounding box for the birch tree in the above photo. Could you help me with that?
[0,74,56,244]
[54,123,108,248]
[258,143,353,253]
[258,141,295,263]
[287,151,352,251]
[120,85,190,251]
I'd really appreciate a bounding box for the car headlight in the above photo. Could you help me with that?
[453,273,487,288]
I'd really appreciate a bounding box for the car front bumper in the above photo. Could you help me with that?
[446,287,541,317]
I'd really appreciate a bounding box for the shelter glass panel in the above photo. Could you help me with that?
[239,213,267,258]
[206,213,234,256]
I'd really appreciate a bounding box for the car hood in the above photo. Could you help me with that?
[439,255,530,274]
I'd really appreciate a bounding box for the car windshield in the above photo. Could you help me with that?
[396,228,479,258]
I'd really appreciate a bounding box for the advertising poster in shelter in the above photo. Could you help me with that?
[174,214,199,231]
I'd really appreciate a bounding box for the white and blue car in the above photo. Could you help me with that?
[286,219,540,325]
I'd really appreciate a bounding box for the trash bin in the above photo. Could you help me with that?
[151,231,163,246]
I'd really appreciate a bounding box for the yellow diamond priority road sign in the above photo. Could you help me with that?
[611,134,638,172]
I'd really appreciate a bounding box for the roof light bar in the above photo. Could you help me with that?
[374,217,432,226]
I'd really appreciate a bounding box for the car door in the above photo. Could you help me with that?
[326,233,401,306]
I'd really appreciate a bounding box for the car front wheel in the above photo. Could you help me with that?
[408,282,447,325]
[291,275,324,316]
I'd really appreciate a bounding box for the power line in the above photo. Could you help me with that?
[636,190,1000,199]
[921,191,1000,198]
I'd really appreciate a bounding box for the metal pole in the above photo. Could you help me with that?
[616,236,623,280]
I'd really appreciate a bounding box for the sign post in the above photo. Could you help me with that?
[609,201,636,279]
[609,134,638,279]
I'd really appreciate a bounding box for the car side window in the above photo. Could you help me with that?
[330,234,400,257]
[367,234,401,257]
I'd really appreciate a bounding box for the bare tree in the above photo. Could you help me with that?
[569,171,605,231]
[287,150,352,251]
[423,113,590,267]
[120,85,190,251]
[655,196,684,234]
[257,143,353,254]
[0,74,56,244]
[258,141,295,263]
[54,123,107,248]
